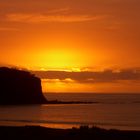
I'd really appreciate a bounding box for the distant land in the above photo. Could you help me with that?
[0,67,94,105]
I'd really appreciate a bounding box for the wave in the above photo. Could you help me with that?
[1,119,140,128]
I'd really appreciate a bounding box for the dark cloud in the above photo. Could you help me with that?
[32,68,140,83]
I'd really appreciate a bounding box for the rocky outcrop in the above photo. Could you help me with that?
[0,67,47,105]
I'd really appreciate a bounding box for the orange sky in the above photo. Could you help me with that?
[0,0,140,93]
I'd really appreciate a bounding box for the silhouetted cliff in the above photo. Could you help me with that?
[0,67,47,105]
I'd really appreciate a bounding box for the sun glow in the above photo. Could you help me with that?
[47,50,74,67]
[37,48,84,71]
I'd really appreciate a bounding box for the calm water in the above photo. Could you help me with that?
[0,93,140,130]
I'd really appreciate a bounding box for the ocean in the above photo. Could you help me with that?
[0,93,140,130]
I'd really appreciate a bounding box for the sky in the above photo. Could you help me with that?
[0,0,140,93]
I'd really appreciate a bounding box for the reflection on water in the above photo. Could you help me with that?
[0,102,140,130]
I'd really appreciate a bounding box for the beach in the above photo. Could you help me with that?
[0,93,140,139]
[0,125,140,140]
[0,93,140,130]
[0,93,140,140]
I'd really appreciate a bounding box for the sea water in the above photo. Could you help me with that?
[0,93,140,130]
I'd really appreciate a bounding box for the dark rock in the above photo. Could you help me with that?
[0,67,47,105]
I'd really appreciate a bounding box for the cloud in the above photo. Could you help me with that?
[42,78,75,83]
[47,8,70,14]
[6,13,103,23]
[32,68,140,84]
[0,27,19,31]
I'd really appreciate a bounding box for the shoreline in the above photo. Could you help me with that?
[0,125,140,140]
[0,100,96,105]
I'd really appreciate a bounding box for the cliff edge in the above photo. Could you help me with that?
[0,67,47,105]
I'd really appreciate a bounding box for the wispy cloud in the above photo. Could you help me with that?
[6,13,103,23]
[33,68,140,84]
[47,8,70,14]
[0,27,19,31]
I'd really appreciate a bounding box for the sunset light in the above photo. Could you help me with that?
[0,0,140,136]
[40,49,80,70]
[0,0,140,93]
